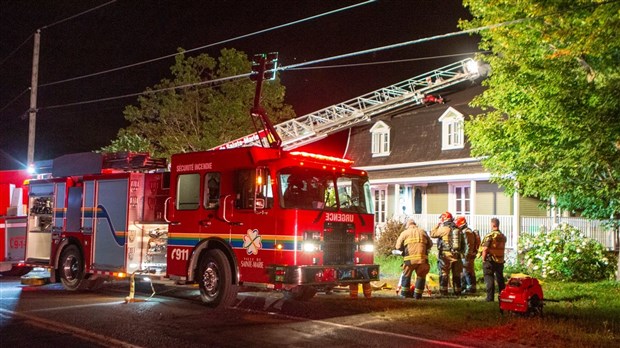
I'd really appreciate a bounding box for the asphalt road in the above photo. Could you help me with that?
[1,273,476,348]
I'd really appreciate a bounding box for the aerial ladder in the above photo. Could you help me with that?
[216,58,480,151]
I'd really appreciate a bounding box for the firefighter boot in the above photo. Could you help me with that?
[349,283,359,298]
[413,277,425,299]
[400,275,413,298]
[362,282,372,299]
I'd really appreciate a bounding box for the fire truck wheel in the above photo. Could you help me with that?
[284,285,317,301]
[197,249,238,308]
[59,245,85,291]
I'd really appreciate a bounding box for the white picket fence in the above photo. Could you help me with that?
[377,214,618,251]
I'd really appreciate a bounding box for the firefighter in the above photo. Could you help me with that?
[481,217,507,302]
[349,282,372,299]
[430,212,464,296]
[456,216,480,294]
[394,219,432,299]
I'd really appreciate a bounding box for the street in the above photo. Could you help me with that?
[0,273,483,348]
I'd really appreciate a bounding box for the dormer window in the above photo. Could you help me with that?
[439,107,464,150]
[369,121,390,157]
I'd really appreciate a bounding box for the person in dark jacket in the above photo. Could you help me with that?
[481,218,507,301]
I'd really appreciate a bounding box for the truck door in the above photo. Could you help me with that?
[25,182,55,264]
[93,178,128,271]
[167,171,214,276]
[228,167,275,284]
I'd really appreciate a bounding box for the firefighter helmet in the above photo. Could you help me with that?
[440,211,453,222]
[455,216,467,228]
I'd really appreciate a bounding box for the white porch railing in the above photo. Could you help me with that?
[521,216,617,250]
[377,214,618,250]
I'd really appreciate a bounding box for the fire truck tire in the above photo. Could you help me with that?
[284,285,317,301]
[197,249,238,308]
[59,245,86,291]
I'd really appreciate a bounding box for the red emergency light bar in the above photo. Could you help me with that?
[289,151,353,165]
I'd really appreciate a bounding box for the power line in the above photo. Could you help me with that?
[0,33,34,67]
[286,51,489,71]
[39,0,376,88]
[41,0,611,113]
[40,17,525,111]
[0,1,117,68]
[41,0,117,29]
[0,88,30,113]
[41,74,245,110]
[38,50,484,111]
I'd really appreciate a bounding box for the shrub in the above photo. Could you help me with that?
[517,223,617,281]
[375,219,405,257]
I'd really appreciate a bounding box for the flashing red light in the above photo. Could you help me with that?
[290,151,353,164]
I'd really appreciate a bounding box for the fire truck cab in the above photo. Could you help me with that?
[24,149,378,307]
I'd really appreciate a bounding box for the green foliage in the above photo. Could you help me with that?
[461,0,620,219]
[375,219,405,257]
[102,48,295,159]
[376,253,440,278]
[99,132,153,154]
[517,224,617,281]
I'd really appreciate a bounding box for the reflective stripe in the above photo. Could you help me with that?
[404,254,428,261]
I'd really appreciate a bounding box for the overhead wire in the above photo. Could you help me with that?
[39,17,524,111]
[0,33,34,67]
[0,0,118,112]
[0,88,30,113]
[0,1,117,67]
[286,51,489,71]
[31,0,616,112]
[41,0,117,29]
[38,0,376,88]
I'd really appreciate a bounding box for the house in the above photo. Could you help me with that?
[228,59,615,251]
[339,83,548,251]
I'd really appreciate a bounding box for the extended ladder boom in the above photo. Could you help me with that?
[216,58,479,151]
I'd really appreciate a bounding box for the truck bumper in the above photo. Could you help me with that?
[268,264,380,286]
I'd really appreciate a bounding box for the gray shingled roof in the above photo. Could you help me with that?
[346,84,486,167]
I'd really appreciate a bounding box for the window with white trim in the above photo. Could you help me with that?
[439,108,464,150]
[450,183,471,215]
[369,121,390,157]
[373,187,387,224]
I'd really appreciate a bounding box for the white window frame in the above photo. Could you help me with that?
[369,121,391,157]
[449,182,471,215]
[373,186,387,224]
[438,107,464,150]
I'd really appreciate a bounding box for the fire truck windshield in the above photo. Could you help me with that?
[279,168,372,214]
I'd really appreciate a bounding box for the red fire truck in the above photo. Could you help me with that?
[23,148,378,307]
[23,52,378,307]
[0,170,31,276]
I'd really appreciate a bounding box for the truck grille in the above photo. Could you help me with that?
[323,222,355,265]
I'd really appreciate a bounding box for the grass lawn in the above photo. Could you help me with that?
[374,255,620,347]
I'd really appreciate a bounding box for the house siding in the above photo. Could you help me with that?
[476,182,508,215]
[520,196,547,216]
[426,183,449,214]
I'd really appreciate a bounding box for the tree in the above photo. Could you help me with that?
[460,0,620,220]
[102,48,295,158]
[99,132,153,154]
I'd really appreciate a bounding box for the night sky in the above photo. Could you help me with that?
[0,0,479,170]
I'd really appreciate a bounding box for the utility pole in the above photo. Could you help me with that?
[27,29,41,167]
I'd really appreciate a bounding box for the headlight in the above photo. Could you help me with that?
[360,244,374,252]
[302,241,319,252]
